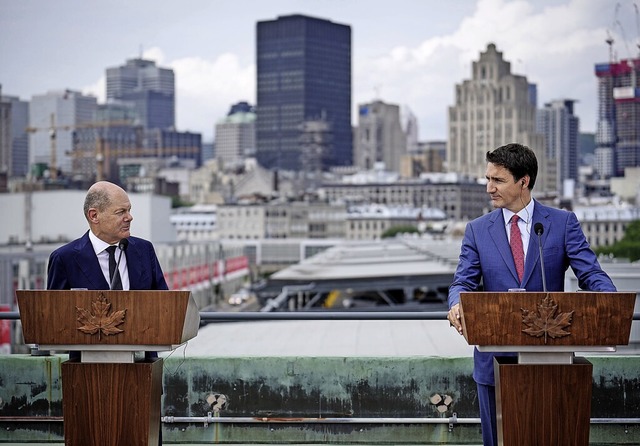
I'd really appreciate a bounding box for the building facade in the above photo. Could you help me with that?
[255,14,352,171]
[536,99,579,198]
[215,103,256,167]
[28,90,97,177]
[594,57,640,178]
[354,100,407,173]
[320,173,488,221]
[447,44,545,190]
[106,58,175,130]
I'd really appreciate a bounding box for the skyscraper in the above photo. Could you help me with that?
[447,44,545,189]
[106,58,175,130]
[29,90,97,176]
[0,93,29,178]
[256,14,352,171]
[537,99,579,197]
[354,100,407,173]
[215,102,256,167]
[594,57,640,177]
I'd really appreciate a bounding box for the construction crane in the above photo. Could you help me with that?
[26,118,135,182]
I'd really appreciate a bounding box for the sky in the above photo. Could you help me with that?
[1,0,639,142]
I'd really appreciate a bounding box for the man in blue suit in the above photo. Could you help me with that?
[447,143,615,446]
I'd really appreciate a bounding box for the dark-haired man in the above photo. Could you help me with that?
[447,143,615,446]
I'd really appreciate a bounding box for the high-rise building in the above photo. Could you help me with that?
[29,90,97,177]
[594,57,640,177]
[0,94,30,178]
[106,58,175,130]
[256,14,352,171]
[536,99,579,197]
[215,102,256,167]
[354,100,407,173]
[447,44,545,189]
[0,87,11,178]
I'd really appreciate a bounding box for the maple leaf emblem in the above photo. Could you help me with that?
[521,295,574,344]
[76,293,126,340]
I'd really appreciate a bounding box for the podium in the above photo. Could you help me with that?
[459,291,635,446]
[17,290,200,446]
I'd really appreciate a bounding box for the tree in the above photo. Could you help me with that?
[381,225,420,239]
[595,220,640,262]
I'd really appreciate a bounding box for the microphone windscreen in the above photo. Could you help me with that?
[534,223,544,236]
[118,238,129,251]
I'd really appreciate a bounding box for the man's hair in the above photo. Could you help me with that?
[83,188,111,217]
[486,143,538,189]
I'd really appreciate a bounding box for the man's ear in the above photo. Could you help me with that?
[87,209,99,223]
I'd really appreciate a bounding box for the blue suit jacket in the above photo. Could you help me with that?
[47,231,168,291]
[448,200,616,385]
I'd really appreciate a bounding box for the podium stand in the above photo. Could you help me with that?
[459,291,635,446]
[17,290,200,446]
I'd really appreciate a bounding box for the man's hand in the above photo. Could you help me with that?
[448,303,463,335]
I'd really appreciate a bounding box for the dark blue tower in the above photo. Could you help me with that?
[256,14,352,171]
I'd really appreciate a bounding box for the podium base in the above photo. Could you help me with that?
[62,358,163,446]
[495,356,592,446]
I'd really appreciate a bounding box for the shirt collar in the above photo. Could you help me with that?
[502,199,535,227]
[88,230,113,255]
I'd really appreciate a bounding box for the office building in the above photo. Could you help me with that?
[594,57,640,177]
[447,44,545,190]
[256,14,352,171]
[28,90,97,177]
[354,100,407,173]
[106,58,175,130]
[215,102,256,167]
[536,99,579,197]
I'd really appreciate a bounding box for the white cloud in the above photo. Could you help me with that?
[354,0,620,139]
[171,52,256,138]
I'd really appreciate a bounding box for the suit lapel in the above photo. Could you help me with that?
[75,232,110,289]
[488,211,520,282]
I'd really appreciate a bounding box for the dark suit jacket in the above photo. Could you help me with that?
[448,200,616,385]
[47,231,168,291]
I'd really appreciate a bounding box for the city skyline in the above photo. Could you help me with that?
[1,0,638,142]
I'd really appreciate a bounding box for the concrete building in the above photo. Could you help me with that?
[399,141,446,178]
[106,58,175,130]
[594,56,640,178]
[256,14,352,170]
[610,166,640,203]
[346,204,447,240]
[215,102,256,167]
[320,171,488,221]
[354,100,407,173]
[215,112,255,167]
[217,202,347,240]
[447,44,545,191]
[574,204,639,248]
[0,87,28,180]
[28,90,98,176]
[537,99,579,198]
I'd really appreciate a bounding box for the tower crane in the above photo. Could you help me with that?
[26,117,135,182]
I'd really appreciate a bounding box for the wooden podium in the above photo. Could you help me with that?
[17,290,200,446]
[459,291,635,446]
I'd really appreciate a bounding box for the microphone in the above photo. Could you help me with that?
[534,223,547,292]
[109,238,129,290]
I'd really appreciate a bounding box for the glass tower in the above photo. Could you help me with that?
[256,14,352,171]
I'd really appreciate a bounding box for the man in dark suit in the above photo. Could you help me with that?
[447,143,616,446]
[47,180,168,444]
[47,181,168,291]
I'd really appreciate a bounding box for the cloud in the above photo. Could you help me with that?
[171,52,256,138]
[354,0,618,139]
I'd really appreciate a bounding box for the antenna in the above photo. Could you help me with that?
[634,2,640,57]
